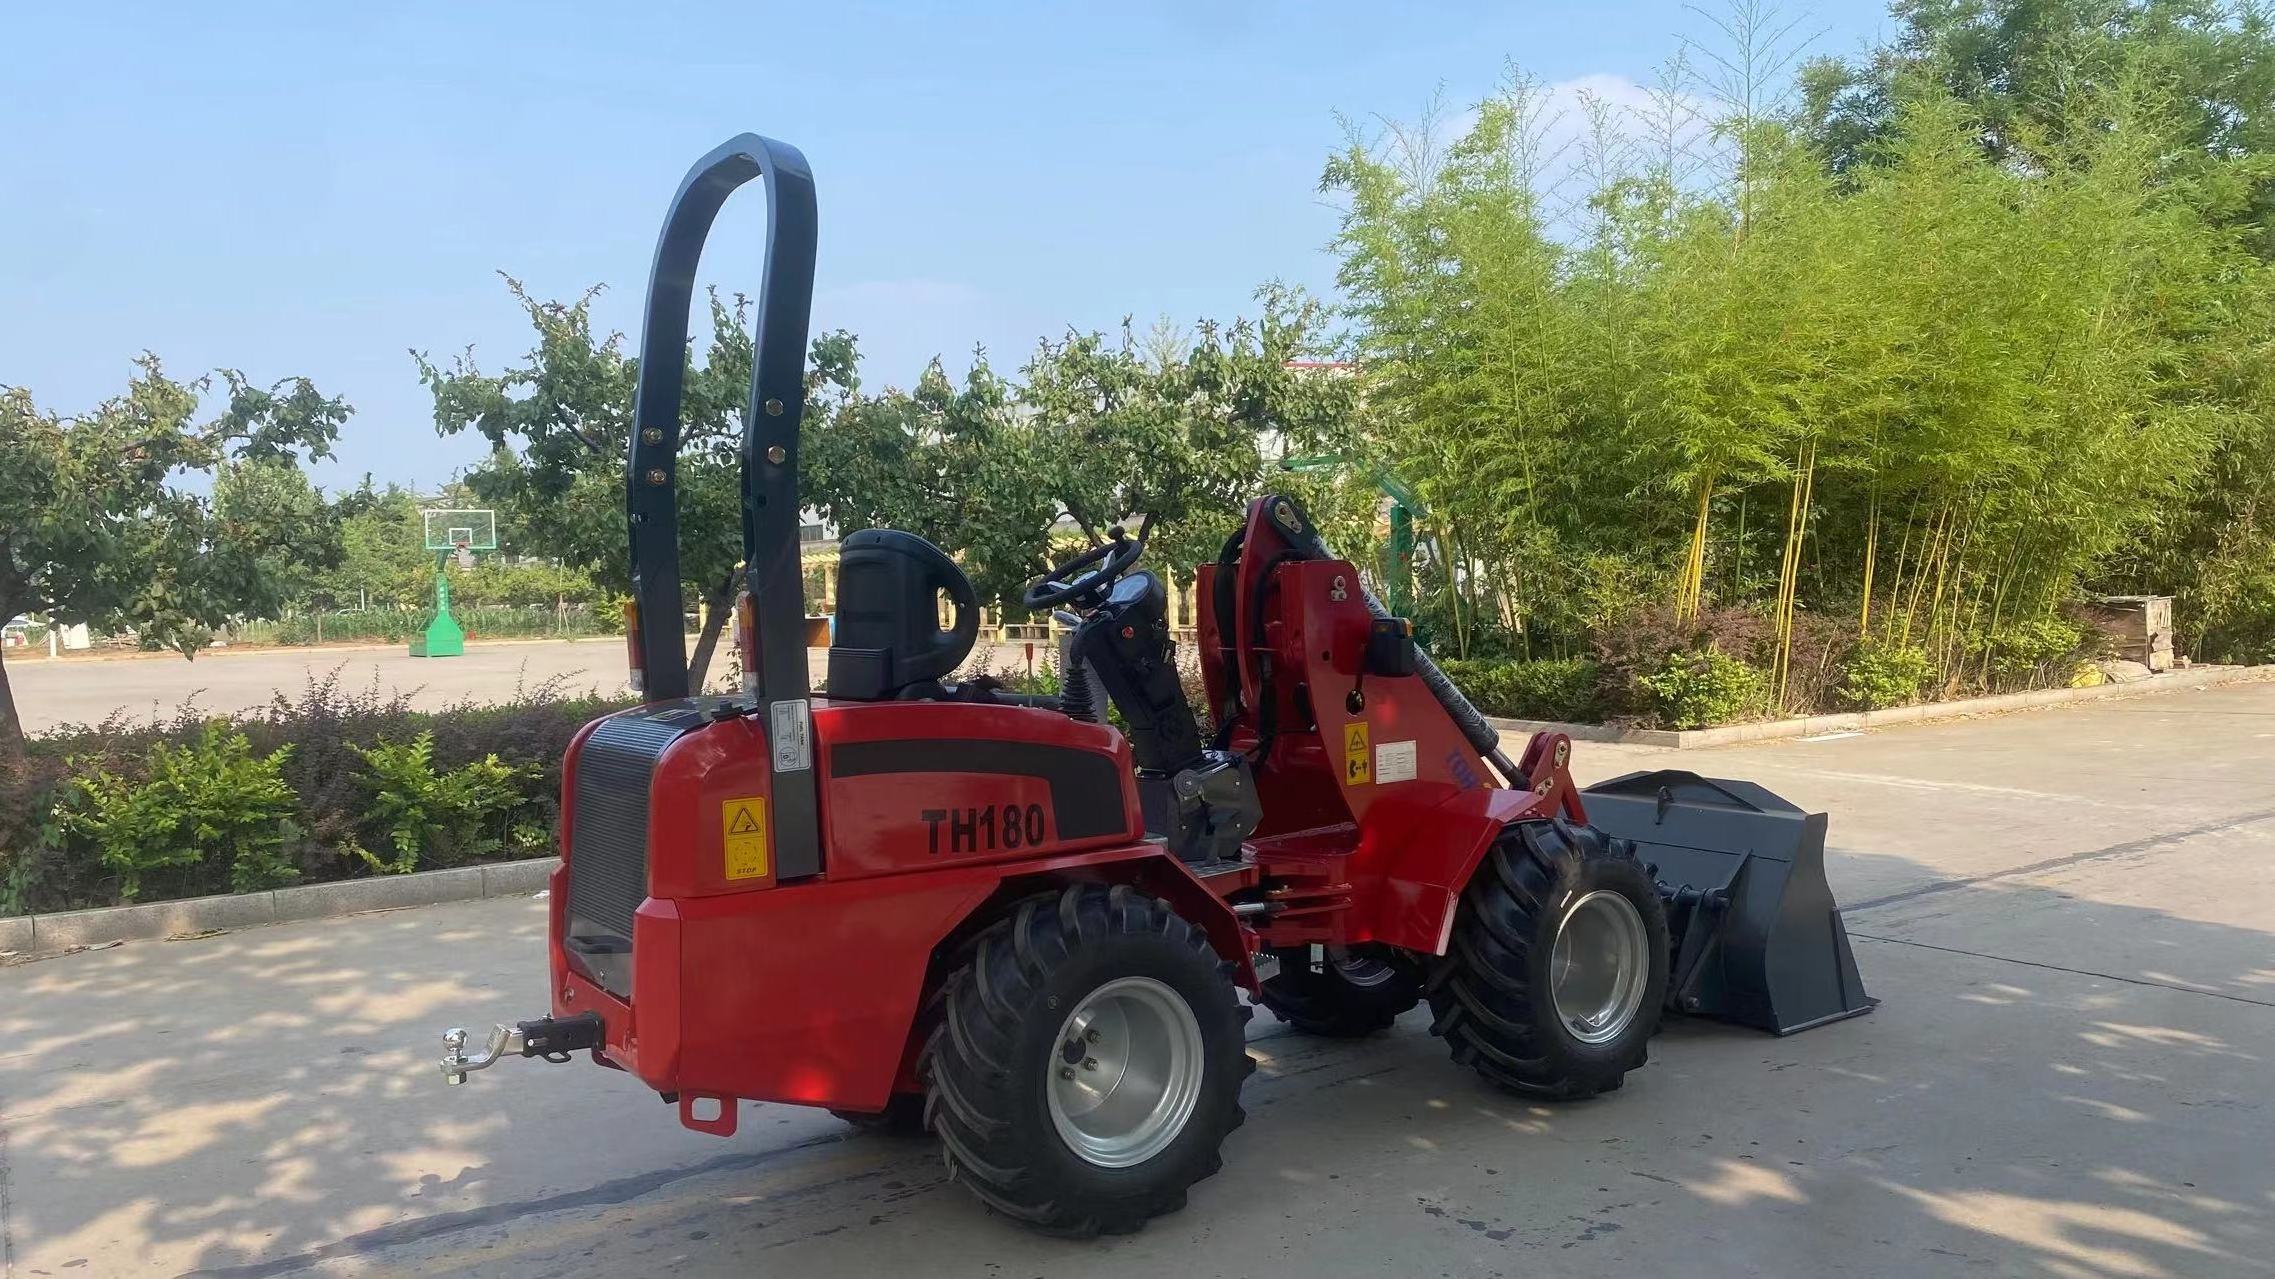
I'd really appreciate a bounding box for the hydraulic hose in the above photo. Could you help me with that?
[1352,577,1523,787]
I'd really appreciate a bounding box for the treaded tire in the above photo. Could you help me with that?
[1428,818,1669,1099]
[920,884,1254,1237]
[1258,945,1426,1037]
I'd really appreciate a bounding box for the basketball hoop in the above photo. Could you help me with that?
[411,507,497,659]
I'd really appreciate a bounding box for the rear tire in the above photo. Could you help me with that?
[1428,818,1668,1099]
[921,884,1253,1236]
[1259,944,1425,1036]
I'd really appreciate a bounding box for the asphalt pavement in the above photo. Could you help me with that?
[2,679,2271,1277]
[6,639,1055,734]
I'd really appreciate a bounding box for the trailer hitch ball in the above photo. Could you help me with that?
[441,1027,472,1086]
[436,1013,605,1085]
[438,1023,525,1085]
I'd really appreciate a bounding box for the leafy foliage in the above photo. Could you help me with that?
[56,722,299,900]
[416,281,775,686]
[1973,616,2097,690]
[1637,648,1773,729]
[0,751,73,916]
[1801,0,2275,665]
[4,671,619,914]
[1439,658,1607,722]
[349,732,530,874]
[1326,39,2270,704]
[1013,289,1374,595]
[0,361,350,746]
[1840,643,1936,710]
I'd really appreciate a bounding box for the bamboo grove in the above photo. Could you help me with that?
[1325,42,2275,708]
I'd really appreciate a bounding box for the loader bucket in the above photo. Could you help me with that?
[1582,770,1876,1035]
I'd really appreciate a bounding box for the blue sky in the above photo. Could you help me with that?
[3,1,1890,493]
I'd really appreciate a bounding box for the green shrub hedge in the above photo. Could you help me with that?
[1637,649,1771,729]
[3,669,627,915]
[1840,643,1936,710]
[1438,657,1605,722]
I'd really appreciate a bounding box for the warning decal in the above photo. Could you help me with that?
[1343,721,1372,785]
[721,796,770,880]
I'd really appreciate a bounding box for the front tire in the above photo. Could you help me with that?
[1259,944,1425,1036]
[921,884,1253,1236]
[1428,818,1668,1099]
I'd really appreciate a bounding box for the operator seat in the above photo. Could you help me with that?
[826,529,979,700]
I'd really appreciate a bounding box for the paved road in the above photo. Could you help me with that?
[6,640,1054,734]
[5,641,641,733]
[3,681,2272,1277]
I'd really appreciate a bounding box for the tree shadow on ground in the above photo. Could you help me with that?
[0,845,2269,1278]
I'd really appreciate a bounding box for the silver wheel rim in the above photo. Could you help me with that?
[1550,890,1650,1045]
[1046,976,1205,1168]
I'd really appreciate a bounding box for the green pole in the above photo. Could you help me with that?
[410,553,466,657]
[1385,504,1416,617]
[1280,454,1426,617]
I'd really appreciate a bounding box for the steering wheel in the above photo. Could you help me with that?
[1022,528,1146,611]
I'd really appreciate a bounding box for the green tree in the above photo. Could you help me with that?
[313,481,429,609]
[805,350,1058,605]
[0,359,349,748]
[417,279,862,688]
[1800,0,2275,244]
[1015,287,1369,607]
[1326,31,2264,691]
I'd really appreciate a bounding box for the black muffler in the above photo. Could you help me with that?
[1583,770,1876,1035]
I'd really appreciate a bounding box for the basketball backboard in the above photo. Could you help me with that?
[421,509,499,554]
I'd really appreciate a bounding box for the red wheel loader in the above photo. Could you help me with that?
[436,134,1875,1237]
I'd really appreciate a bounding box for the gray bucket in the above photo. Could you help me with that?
[1583,770,1876,1035]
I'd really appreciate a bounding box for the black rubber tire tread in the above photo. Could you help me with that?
[1257,945,1426,1037]
[1427,818,1670,1099]
[919,883,1254,1237]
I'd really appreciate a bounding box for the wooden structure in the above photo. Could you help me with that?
[2084,595,2175,671]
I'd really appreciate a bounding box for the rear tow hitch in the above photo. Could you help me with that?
[439,1012,604,1084]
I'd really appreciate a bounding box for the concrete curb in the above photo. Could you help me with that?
[1486,664,2273,750]
[3,857,557,955]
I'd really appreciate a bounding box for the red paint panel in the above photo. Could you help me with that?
[1363,785,1545,953]
[648,716,777,899]
[641,845,1238,1113]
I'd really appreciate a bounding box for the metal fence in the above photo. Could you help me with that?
[225,606,613,647]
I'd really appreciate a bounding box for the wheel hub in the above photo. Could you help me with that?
[1550,889,1650,1045]
[1046,976,1204,1168]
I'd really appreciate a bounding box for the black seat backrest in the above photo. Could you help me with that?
[826,529,979,700]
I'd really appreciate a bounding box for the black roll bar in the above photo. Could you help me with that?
[624,133,822,878]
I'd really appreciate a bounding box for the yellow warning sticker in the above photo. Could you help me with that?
[1343,721,1372,785]
[721,796,770,880]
